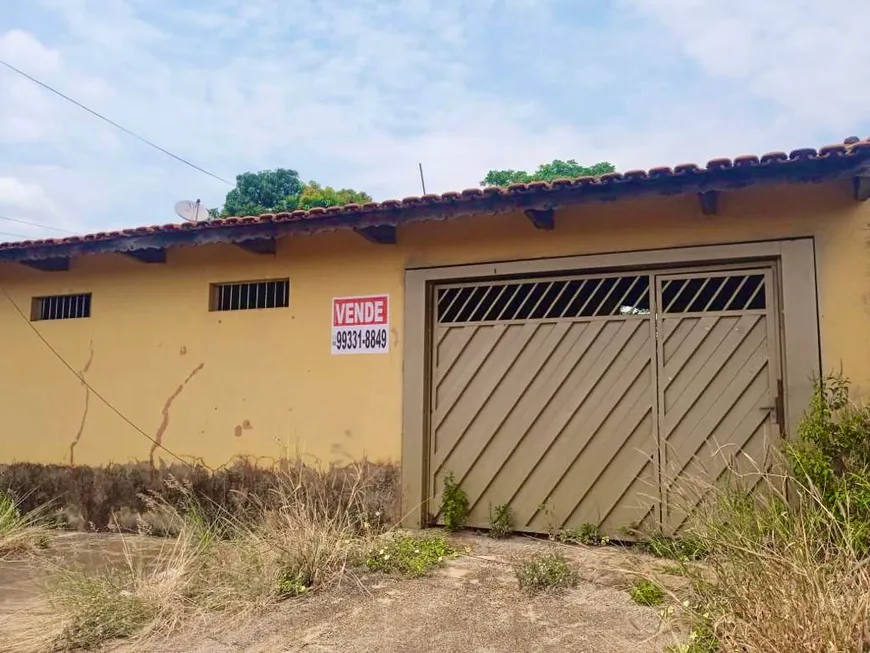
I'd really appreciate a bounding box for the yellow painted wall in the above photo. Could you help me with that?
[1,180,869,467]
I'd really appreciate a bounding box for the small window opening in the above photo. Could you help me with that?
[31,293,92,321]
[211,279,290,311]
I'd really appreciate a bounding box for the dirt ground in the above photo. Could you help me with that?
[0,532,680,653]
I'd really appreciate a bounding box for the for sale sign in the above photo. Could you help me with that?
[331,295,390,355]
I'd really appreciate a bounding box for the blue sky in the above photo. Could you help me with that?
[1,0,869,238]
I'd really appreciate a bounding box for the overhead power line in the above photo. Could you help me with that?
[0,58,233,186]
[0,214,78,234]
[0,230,30,239]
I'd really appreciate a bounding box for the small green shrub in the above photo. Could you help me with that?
[440,472,469,532]
[553,522,605,546]
[514,551,579,594]
[366,533,456,577]
[488,503,514,539]
[277,569,310,597]
[644,533,707,561]
[629,578,665,606]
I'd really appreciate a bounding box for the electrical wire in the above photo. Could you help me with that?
[0,214,78,234]
[0,230,30,239]
[0,285,196,468]
[0,58,233,186]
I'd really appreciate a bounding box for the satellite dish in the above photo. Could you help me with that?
[174,199,205,223]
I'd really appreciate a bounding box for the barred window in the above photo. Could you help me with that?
[437,275,651,324]
[31,293,92,321]
[211,279,289,311]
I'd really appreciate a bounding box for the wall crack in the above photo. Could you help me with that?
[150,362,205,468]
[69,341,95,465]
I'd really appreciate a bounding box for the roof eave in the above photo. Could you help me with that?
[2,152,869,263]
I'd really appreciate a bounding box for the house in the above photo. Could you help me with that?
[2,137,870,535]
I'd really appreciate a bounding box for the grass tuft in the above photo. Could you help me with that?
[0,489,49,557]
[514,551,579,594]
[52,568,158,650]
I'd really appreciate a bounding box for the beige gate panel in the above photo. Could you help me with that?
[429,275,659,534]
[656,269,780,534]
[404,241,817,532]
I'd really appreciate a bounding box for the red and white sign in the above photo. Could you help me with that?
[331,295,390,355]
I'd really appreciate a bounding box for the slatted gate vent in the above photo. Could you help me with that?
[661,274,765,314]
[437,275,651,324]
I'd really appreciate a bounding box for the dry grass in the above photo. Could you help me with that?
[0,459,399,533]
[6,461,401,652]
[662,469,870,653]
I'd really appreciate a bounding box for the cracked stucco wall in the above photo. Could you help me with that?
[1,181,870,467]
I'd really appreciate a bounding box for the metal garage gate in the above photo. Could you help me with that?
[428,265,781,535]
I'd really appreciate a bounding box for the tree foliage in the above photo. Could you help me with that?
[297,182,372,210]
[218,168,371,217]
[480,159,615,187]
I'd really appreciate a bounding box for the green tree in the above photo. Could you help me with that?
[221,168,304,216]
[218,169,371,216]
[481,159,615,187]
[297,182,372,209]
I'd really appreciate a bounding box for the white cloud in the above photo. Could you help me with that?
[0,29,60,73]
[0,177,55,212]
[621,0,870,127]
[0,0,867,239]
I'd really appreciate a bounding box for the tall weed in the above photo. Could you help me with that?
[667,375,870,651]
[786,374,870,553]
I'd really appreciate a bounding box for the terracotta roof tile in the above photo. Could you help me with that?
[760,152,789,164]
[3,136,870,259]
[647,167,672,179]
[706,158,732,171]
[733,155,759,167]
[789,148,817,161]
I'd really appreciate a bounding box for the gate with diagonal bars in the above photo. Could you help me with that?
[428,264,782,535]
